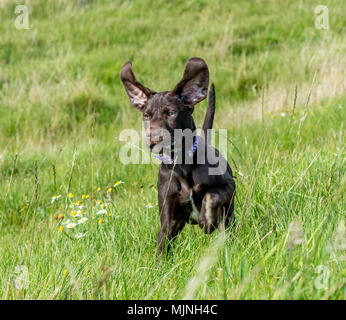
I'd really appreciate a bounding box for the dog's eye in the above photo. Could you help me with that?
[143,113,150,120]
[168,110,176,117]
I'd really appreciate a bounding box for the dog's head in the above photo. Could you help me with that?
[120,57,209,154]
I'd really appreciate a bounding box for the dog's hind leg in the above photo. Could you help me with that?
[198,184,235,234]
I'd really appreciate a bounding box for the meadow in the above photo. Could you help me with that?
[0,0,345,299]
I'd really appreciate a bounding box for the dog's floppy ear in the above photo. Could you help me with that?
[120,61,154,110]
[171,57,209,106]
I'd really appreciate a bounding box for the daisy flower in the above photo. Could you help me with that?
[96,209,107,215]
[75,232,84,239]
[114,180,124,187]
[62,220,71,225]
[78,217,88,224]
[75,210,84,217]
[66,223,77,229]
[51,195,61,203]
[145,203,154,208]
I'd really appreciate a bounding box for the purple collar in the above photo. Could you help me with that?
[153,135,198,165]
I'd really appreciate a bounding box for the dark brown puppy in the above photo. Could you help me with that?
[120,58,236,262]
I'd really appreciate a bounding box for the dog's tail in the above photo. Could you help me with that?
[202,83,215,145]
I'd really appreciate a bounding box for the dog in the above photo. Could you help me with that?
[120,57,236,262]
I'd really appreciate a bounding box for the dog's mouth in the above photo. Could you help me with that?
[149,141,176,155]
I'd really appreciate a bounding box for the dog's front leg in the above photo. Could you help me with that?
[157,195,186,264]
[157,215,168,262]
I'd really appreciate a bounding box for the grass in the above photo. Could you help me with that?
[0,0,345,299]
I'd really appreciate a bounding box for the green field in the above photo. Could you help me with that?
[0,0,345,299]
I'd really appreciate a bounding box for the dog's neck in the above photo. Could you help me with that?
[154,134,198,167]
